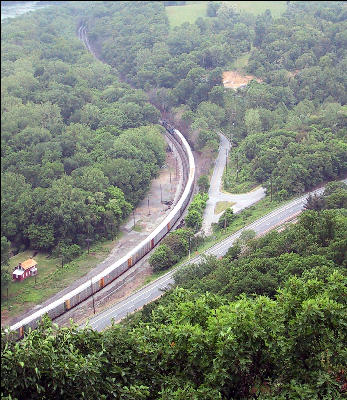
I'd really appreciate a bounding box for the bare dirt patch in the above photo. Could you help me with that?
[163,110,215,179]
[288,69,300,78]
[222,70,262,89]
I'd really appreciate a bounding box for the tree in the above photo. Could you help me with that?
[245,108,262,135]
[208,86,225,107]
[106,186,132,220]
[1,236,11,288]
[25,224,55,250]
[59,243,82,263]
[185,209,203,232]
[225,243,241,261]
[218,208,235,229]
[304,193,325,211]
[162,230,189,262]
[324,190,347,210]
[71,167,109,193]
[323,181,347,197]
[198,175,210,193]
[149,244,176,272]
[216,3,239,28]
[238,229,256,245]
[206,2,221,17]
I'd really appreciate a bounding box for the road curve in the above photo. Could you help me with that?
[85,178,347,332]
[202,133,265,235]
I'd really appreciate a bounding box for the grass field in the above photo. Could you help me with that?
[214,201,236,214]
[166,1,287,27]
[1,239,119,322]
[166,2,208,27]
[230,52,251,72]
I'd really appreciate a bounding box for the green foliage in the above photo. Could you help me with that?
[176,209,347,298]
[149,228,193,272]
[1,3,347,397]
[217,207,235,229]
[185,193,208,232]
[162,229,190,260]
[1,236,11,288]
[206,2,221,18]
[224,127,347,198]
[1,5,166,253]
[304,193,326,211]
[184,209,203,232]
[60,244,82,263]
[25,224,55,251]
[1,236,11,267]
[324,181,347,197]
[149,244,175,273]
[197,174,210,193]
[2,268,346,399]
[2,187,347,400]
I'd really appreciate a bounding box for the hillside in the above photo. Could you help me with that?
[1,1,347,398]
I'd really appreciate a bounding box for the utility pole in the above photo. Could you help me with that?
[224,213,227,230]
[270,175,273,202]
[225,149,228,173]
[147,196,151,215]
[133,210,135,228]
[85,238,92,254]
[188,236,191,260]
[236,153,239,182]
[160,184,163,203]
[90,279,96,314]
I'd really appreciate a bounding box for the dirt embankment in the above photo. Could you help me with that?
[162,110,214,178]
[222,71,262,89]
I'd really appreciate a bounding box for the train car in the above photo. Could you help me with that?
[8,126,195,340]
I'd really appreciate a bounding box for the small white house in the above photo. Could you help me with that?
[12,258,38,281]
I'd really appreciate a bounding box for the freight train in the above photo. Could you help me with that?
[8,124,195,339]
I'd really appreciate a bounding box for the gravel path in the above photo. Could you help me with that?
[202,133,265,235]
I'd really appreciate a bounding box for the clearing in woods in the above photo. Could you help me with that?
[222,71,262,89]
[166,2,208,27]
[165,1,287,27]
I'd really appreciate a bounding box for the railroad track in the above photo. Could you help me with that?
[7,127,195,339]
[7,26,196,340]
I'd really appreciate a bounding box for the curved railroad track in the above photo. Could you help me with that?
[7,26,196,339]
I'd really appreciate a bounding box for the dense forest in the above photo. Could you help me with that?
[1,1,347,399]
[86,1,347,195]
[2,1,346,256]
[1,3,166,260]
[2,183,346,399]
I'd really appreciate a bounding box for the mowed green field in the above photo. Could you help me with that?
[1,241,117,323]
[166,2,208,27]
[166,1,287,27]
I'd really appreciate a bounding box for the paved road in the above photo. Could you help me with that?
[85,180,346,332]
[202,133,265,235]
